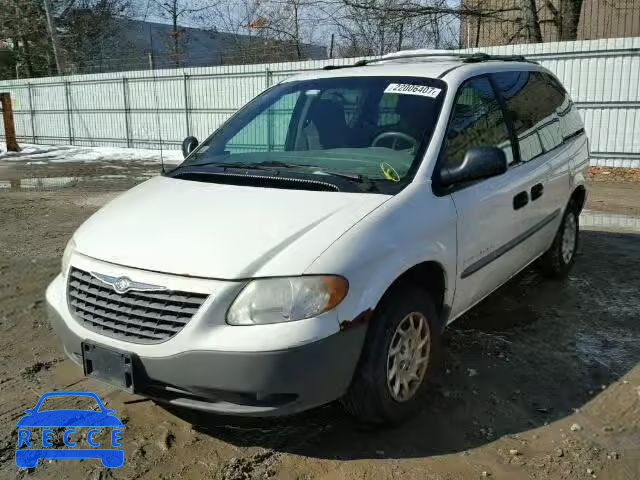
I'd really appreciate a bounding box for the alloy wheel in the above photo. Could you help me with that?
[386,312,431,402]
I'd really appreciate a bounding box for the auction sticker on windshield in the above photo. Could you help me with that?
[384,83,442,98]
[15,391,124,469]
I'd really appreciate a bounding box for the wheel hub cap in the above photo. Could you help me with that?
[386,312,431,402]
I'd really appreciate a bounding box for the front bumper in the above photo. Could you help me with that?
[47,269,367,416]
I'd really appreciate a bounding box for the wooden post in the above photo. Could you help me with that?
[0,93,20,152]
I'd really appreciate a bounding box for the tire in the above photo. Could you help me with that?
[538,204,579,278]
[341,285,441,425]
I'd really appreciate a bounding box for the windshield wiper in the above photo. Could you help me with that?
[307,168,382,192]
[178,160,361,179]
[172,160,380,192]
[175,161,284,171]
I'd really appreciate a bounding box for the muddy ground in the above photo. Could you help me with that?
[0,160,639,480]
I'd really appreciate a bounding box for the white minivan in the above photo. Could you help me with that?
[47,52,589,424]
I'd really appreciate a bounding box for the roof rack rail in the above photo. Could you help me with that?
[322,52,536,70]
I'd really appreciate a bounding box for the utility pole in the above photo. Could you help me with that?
[42,0,64,75]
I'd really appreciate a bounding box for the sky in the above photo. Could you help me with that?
[129,0,462,51]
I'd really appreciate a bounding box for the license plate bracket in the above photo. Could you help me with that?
[82,342,135,393]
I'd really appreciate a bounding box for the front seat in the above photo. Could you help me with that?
[393,95,424,141]
[298,99,348,150]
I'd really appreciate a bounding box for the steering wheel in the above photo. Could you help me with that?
[371,131,418,151]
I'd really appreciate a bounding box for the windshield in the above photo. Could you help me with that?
[178,76,446,191]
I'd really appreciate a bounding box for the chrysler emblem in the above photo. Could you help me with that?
[114,277,131,294]
[90,272,167,294]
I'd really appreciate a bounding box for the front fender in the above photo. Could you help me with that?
[305,187,457,326]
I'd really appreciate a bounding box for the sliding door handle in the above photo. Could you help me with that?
[531,183,544,201]
[513,191,529,210]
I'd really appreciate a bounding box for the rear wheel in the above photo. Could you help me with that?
[341,285,440,425]
[539,205,579,278]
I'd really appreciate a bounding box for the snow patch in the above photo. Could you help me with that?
[0,142,182,164]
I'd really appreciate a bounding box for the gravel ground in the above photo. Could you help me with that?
[587,167,640,184]
[0,160,639,480]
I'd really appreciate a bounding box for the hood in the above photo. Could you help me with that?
[74,176,390,279]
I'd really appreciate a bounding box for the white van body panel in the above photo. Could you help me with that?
[73,175,391,279]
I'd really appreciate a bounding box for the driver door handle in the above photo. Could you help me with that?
[531,183,544,201]
[513,191,529,210]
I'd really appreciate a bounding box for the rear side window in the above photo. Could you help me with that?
[491,71,564,161]
[441,77,514,170]
[545,73,585,141]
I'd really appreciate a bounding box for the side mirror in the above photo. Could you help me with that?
[439,146,507,187]
[181,136,199,158]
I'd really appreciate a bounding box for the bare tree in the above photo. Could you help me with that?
[543,0,585,40]
[246,0,321,60]
[209,0,261,37]
[335,0,594,47]
[151,0,218,67]
[520,0,543,41]
[328,0,473,54]
[331,0,405,56]
[43,0,65,73]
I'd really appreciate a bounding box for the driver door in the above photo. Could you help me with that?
[443,77,535,318]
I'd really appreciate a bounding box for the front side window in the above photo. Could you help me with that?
[227,91,301,154]
[178,76,446,192]
[441,76,513,171]
[492,71,564,161]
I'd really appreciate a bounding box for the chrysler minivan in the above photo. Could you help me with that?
[46,51,589,424]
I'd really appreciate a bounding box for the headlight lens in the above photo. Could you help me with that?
[227,276,348,325]
[61,238,76,277]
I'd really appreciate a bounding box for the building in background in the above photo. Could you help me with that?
[460,0,640,47]
[64,18,327,74]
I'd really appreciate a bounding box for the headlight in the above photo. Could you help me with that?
[227,276,348,325]
[61,238,76,277]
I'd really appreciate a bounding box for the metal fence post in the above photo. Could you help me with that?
[265,68,273,151]
[183,73,190,137]
[122,77,131,148]
[27,84,36,144]
[64,81,73,144]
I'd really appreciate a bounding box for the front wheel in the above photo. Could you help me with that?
[341,286,440,425]
[538,206,579,278]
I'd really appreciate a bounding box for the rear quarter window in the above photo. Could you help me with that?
[491,71,566,162]
[546,73,585,141]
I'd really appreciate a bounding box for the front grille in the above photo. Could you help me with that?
[67,267,209,344]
